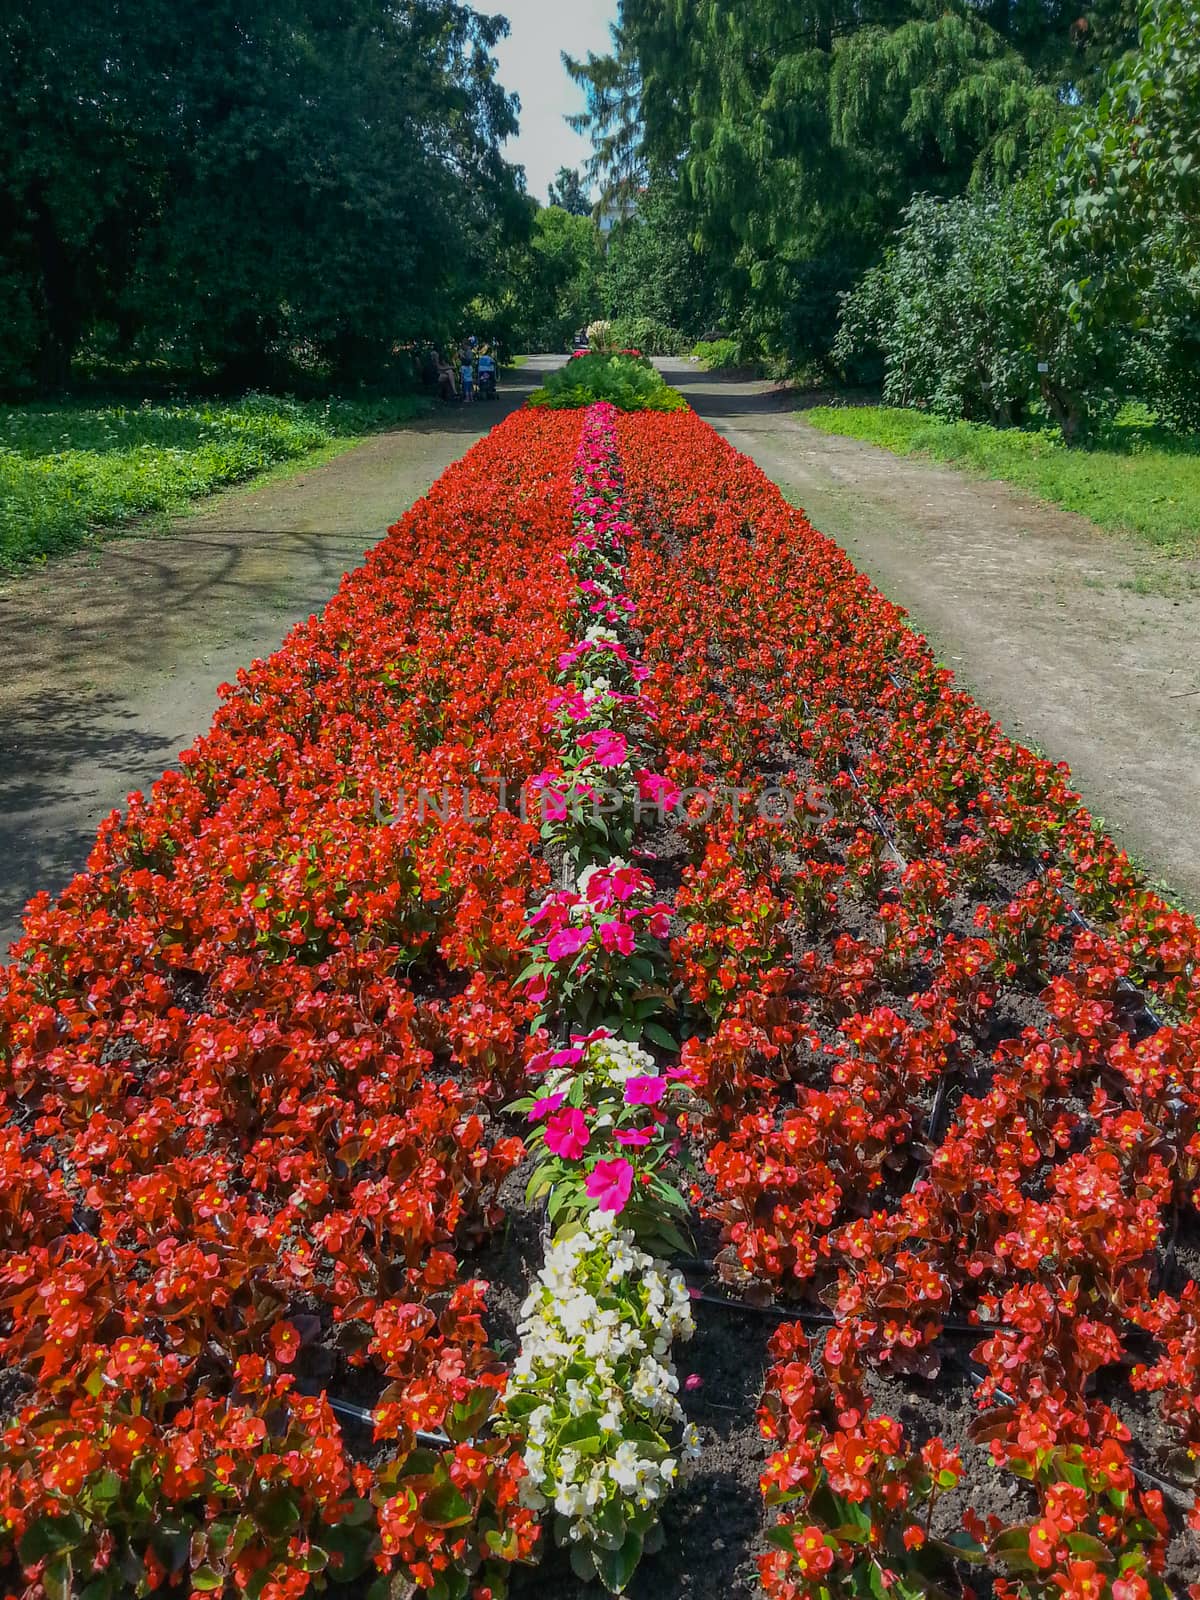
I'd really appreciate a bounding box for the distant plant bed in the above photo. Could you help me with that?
[0,392,429,571]
[805,404,1200,550]
[529,352,687,412]
[692,338,743,371]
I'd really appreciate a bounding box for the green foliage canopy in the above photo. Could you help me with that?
[575,0,1133,364]
[0,0,528,391]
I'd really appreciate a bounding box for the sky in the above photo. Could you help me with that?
[493,0,619,202]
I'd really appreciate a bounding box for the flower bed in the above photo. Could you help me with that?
[0,409,583,1600]
[613,407,1200,1600]
[2,397,1200,1600]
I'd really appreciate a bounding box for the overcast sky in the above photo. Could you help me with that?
[493,0,619,202]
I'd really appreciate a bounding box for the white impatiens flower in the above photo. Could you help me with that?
[497,1220,699,1565]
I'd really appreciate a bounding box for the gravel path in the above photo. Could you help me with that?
[661,360,1200,908]
[0,360,558,954]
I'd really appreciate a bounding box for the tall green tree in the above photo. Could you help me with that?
[548,166,593,216]
[576,0,1132,365]
[601,184,719,339]
[0,0,527,390]
[476,203,603,352]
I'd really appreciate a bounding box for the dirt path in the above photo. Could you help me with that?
[0,359,558,955]
[661,360,1200,908]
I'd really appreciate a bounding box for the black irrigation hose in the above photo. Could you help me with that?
[691,1289,1011,1340]
[294,1385,457,1450]
[842,761,909,871]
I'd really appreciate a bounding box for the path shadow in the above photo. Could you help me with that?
[657,360,878,421]
[0,688,183,953]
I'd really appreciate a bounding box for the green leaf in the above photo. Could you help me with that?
[594,1530,644,1594]
[421,1482,473,1528]
[569,1542,598,1582]
[19,1514,84,1566]
[42,1555,73,1600]
[1065,1532,1113,1561]
[447,1385,495,1443]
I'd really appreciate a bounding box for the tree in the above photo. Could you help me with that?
[1054,0,1200,427]
[564,23,646,205]
[0,0,528,390]
[575,0,1133,366]
[601,184,720,340]
[548,166,593,216]
[1057,0,1199,273]
[476,204,603,353]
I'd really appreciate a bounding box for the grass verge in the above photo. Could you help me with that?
[804,404,1200,550]
[0,392,430,570]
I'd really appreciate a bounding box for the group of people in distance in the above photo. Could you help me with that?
[423,337,498,404]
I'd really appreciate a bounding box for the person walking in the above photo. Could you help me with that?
[460,352,475,404]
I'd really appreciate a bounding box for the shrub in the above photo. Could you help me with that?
[607,317,693,356]
[691,338,742,371]
[0,392,428,569]
[528,353,688,412]
[835,182,1125,443]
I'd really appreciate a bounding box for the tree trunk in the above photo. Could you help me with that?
[1040,375,1084,445]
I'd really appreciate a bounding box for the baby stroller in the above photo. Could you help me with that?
[477,364,498,401]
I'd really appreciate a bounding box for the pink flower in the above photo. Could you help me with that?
[544,1107,590,1160]
[624,1075,666,1107]
[615,1126,653,1148]
[646,910,671,939]
[585,864,650,909]
[636,770,682,811]
[579,729,628,769]
[549,1046,585,1069]
[546,926,591,962]
[598,918,635,956]
[528,1092,565,1123]
[586,1157,633,1214]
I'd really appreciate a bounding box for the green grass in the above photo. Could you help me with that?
[0,391,429,570]
[804,404,1200,550]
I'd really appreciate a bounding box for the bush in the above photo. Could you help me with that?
[692,338,743,371]
[835,182,1125,443]
[606,317,693,356]
[528,352,688,412]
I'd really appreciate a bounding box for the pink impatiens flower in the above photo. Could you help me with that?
[586,1157,634,1214]
[636,770,682,812]
[546,926,591,962]
[544,1107,590,1160]
[528,1092,566,1123]
[615,1126,653,1148]
[598,918,635,956]
[624,1075,666,1107]
[578,729,629,769]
